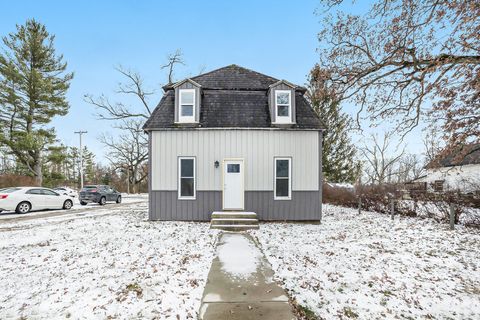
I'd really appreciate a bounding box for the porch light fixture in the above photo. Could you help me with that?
[214,161,220,168]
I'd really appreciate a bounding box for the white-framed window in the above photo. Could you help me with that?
[274,157,291,200]
[275,90,292,123]
[179,89,195,123]
[178,157,196,199]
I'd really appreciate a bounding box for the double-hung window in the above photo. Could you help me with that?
[179,89,195,123]
[274,157,291,200]
[178,157,196,199]
[275,90,292,123]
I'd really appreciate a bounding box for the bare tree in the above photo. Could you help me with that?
[160,49,185,84]
[397,154,425,183]
[316,0,480,150]
[84,66,153,121]
[361,132,405,184]
[99,120,148,193]
[85,66,155,193]
[85,51,185,192]
[423,127,444,165]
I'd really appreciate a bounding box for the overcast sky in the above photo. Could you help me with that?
[1,0,425,163]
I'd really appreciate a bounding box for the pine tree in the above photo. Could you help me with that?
[0,19,73,185]
[309,65,360,183]
[82,147,96,184]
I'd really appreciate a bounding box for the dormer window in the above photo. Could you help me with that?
[179,89,195,123]
[275,90,292,123]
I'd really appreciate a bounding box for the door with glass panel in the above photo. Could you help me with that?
[223,159,244,210]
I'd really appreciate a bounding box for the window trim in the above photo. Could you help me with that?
[433,180,444,192]
[178,89,196,123]
[274,157,292,200]
[178,156,196,200]
[274,90,292,124]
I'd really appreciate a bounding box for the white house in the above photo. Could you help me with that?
[142,65,325,222]
[416,143,480,193]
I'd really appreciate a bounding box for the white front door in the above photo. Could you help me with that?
[223,159,244,210]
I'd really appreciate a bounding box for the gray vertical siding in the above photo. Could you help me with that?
[149,191,220,221]
[319,130,323,222]
[148,131,153,220]
[245,191,321,220]
[151,130,319,191]
[148,129,323,221]
[149,190,321,221]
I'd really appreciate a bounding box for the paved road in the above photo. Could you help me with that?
[0,196,147,224]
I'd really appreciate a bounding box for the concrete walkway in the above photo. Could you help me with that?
[199,232,295,320]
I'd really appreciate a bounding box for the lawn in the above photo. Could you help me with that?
[2,201,479,319]
[0,201,218,319]
[251,204,480,319]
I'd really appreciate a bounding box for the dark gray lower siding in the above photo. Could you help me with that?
[149,190,321,221]
[246,191,322,221]
[149,191,220,221]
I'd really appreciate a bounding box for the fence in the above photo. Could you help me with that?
[324,183,480,228]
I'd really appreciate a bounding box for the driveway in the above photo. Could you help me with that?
[0,194,147,224]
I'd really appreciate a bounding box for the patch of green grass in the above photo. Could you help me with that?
[380,297,388,306]
[297,304,318,320]
[425,250,438,257]
[288,296,323,320]
[343,307,359,318]
[126,283,143,296]
[380,290,395,297]
[116,282,143,302]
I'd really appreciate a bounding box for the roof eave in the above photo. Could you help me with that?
[143,127,325,131]
[269,79,297,89]
[163,78,202,90]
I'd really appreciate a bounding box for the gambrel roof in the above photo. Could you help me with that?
[144,64,324,130]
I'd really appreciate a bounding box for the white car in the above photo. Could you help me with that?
[54,186,78,198]
[0,187,74,214]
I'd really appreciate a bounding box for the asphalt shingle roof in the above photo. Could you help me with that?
[144,65,324,130]
[430,143,480,167]
[190,64,279,90]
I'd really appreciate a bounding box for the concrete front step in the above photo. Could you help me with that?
[211,211,257,219]
[210,211,259,231]
[211,218,258,226]
[210,224,260,231]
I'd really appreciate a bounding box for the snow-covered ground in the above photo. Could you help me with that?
[251,204,480,320]
[0,200,218,319]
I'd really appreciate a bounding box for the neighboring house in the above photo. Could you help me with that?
[415,143,480,193]
[143,65,324,221]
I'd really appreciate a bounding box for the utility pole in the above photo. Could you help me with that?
[74,131,88,189]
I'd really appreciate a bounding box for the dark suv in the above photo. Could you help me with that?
[79,185,121,206]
